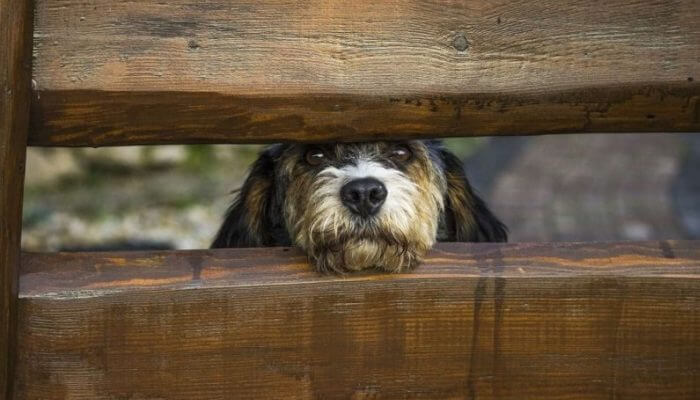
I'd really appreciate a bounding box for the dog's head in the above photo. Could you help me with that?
[212,141,507,273]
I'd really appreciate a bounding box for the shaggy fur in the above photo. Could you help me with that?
[212,141,507,273]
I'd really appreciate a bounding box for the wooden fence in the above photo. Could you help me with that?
[2,0,700,398]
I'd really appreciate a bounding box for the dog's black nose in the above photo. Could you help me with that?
[340,178,387,217]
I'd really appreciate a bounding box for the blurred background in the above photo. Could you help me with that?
[21,134,700,251]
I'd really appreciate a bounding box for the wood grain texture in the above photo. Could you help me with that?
[0,0,34,397]
[16,241,700,399]
[30,0,700,146]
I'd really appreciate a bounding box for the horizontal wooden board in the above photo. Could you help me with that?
[15,241,700,399]
[30,0,700,146]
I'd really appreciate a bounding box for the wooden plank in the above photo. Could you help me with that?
[30,0,700,146]
[0,0,34,397]
[16,242,700,399]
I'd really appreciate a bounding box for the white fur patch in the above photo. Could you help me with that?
[293,157,443,272]
[323,160,418,224]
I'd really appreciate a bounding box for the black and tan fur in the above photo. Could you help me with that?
[212,141,507,273]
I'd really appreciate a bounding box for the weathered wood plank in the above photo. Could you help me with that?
[16,242,700,399]
[0,0,34,397]
[30,0,700,146]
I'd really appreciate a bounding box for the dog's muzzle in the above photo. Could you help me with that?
[340,177,387,218]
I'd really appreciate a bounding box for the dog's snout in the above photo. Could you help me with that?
[340,178,387,217]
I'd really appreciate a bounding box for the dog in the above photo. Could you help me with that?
[211,140,507,273]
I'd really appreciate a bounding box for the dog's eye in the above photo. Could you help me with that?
[389,145,411,162]
[305,148,326,166]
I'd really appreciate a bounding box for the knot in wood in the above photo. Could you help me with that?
[453,33,469,52]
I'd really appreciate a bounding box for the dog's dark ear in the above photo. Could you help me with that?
[439,149,508,242]
[211,145,288,248]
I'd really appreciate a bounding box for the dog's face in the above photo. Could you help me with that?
[280,141,446,273]
[212,141,507,273]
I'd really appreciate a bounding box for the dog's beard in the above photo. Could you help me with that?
[286,160,443,273]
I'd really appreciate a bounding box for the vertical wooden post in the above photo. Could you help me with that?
[1,0,33,397]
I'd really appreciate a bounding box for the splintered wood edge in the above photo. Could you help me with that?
[28,83,700,146]
[19,241,700,299]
